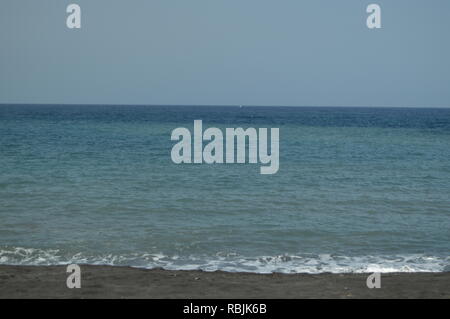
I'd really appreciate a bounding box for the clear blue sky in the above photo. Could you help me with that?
[1,0,449,107]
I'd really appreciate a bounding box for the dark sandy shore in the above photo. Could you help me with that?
[0,265,448,299]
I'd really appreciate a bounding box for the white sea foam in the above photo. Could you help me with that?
[0,246,448,273]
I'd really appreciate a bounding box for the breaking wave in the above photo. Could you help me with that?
[0,246,448,273]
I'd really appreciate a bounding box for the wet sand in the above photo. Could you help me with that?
[0,265,448,299]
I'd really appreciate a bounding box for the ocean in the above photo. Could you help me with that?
[0,105,449,273]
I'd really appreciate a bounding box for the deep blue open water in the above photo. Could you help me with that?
[0,105,449,273]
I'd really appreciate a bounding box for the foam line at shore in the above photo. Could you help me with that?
[1,247,448,274]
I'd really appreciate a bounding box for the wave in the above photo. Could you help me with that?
[0,246,448,274]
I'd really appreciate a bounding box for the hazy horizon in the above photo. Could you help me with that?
[1,103,449,109]
[1,0,450,107]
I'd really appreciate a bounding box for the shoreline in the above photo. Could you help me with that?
[0,265,448,299]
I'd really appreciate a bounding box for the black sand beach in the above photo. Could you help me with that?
[0,265,448,299]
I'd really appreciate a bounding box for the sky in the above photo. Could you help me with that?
[1,0,449,107]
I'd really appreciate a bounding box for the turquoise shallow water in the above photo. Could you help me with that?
[0,105,449,273]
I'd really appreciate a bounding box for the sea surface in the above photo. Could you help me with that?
[0,105,449,273]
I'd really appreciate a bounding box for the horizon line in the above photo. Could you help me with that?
[1,103,450,109]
